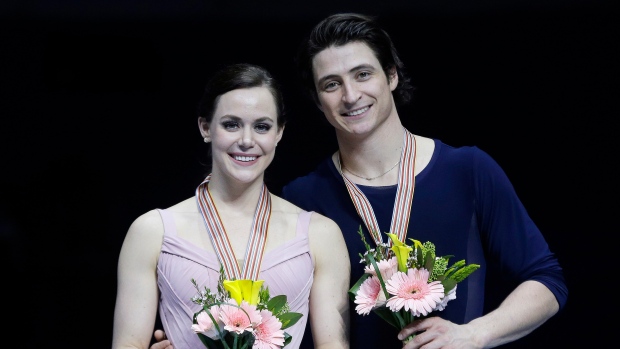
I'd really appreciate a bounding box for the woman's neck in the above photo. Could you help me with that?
[206,171,265,213]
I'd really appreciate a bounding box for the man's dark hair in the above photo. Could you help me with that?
[295,13,413,106]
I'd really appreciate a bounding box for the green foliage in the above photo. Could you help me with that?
[190,264,304,348]
[267,294,287,314]
[429,256,448,282]
[423,250,436,274]
[197,332,226,349]
[348,272,371,302]
[373,305,400,329]
[415,245,424,267]
[350,230,481,345]
[278,312,303,330]
[441,278,458,294]
[282,333,292,347]
[450,264,480,283]
[257,286,271,311]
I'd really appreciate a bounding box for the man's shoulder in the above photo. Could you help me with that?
[282,156,335,201]
[284,157,332,186]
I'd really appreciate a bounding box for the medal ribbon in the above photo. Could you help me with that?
[337,128,416,245]
[195,174,271,280]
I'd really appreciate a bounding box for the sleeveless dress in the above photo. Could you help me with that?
[156,208,314,349]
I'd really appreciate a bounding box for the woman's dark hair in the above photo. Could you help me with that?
[295,13,413,106]
[197,63,286,129]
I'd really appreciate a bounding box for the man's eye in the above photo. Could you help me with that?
[358,71,371,79]
[324,81,339,91]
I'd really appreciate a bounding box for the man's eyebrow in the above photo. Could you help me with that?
[316,64,376,86]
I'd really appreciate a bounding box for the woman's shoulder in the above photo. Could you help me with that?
[129,209,163,233]
[270,193,304,213]
[271,195,338,231]
[164,196,197,212]
[128,197,195,235]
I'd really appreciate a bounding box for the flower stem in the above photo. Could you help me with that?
[402,333,416,344]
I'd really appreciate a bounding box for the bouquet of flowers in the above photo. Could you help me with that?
[190,268,303,349]
[349,227,480,343]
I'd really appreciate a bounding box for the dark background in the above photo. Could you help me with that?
[1,1,617,347]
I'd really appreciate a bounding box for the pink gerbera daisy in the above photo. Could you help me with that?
[364,256,398,281]
[252,309,285,349]
[354,276,387,315]
[219,301,262,334]
[385,268,444,317]
[191,306,222,339]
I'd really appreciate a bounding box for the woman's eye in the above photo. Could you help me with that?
[222,121,239,130]
[255,123,272,133]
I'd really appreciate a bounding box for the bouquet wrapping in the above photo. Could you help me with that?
[190,268,303,349]
[348,227,480,343]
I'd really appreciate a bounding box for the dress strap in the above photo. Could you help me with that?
[156,209,177,237]
[295,210,313,238]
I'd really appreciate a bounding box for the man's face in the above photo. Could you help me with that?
[311,41,398,137]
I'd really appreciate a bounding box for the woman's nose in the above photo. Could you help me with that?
[238,128,255,148]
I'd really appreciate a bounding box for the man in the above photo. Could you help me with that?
[151,13,567,349]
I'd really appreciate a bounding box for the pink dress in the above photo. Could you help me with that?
[156,208,314,349]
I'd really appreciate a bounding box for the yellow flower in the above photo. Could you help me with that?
[387,233,413,272]
[223,279,264,305]
[409,238,424,251]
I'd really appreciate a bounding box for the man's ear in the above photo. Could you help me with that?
[388,66,399,91]
[198,117,211,142]
[312,95,325,113]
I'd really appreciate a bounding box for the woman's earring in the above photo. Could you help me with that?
[204,137,210,143]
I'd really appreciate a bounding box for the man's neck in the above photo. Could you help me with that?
[335,117,405,181]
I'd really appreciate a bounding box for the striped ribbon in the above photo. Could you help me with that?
[337,128,416,245]
[195,174,271,280]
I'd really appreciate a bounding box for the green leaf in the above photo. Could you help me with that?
[223,331,254,349]
[373,306,400,329]
[194,309,227,345]
[279,312,303,329]
[443,259,466,278]
[450,264,480,282]
[282,332,292,347]
[349,272,371,302]
[416,246,424,267]
[391,308,408,329]
[441,278,457,293]
[197,333,226,349]
[424,250,435,274]
[367,253,390,299]
[267,294,287,314]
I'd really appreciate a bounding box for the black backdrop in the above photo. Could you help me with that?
[1,1,617,347]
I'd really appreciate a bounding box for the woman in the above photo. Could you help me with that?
[112,63,350,349]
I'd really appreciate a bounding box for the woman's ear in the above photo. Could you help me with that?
[198,117,211,143]
[275,125,285,146]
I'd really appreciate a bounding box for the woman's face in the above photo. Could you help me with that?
[199,86,283,184]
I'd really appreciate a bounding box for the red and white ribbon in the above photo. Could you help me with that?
[195,174,271,280]
[337,128,416,245]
